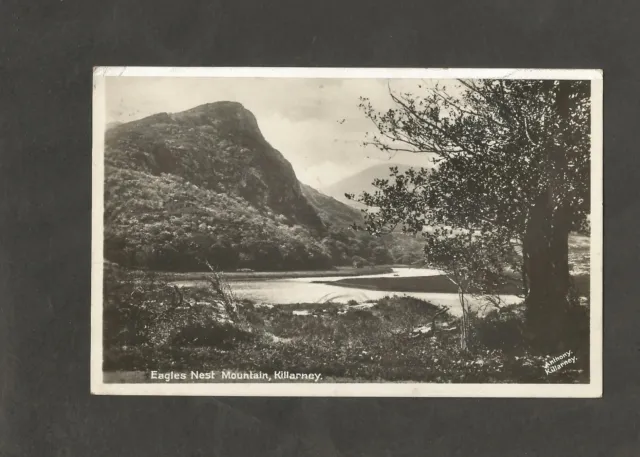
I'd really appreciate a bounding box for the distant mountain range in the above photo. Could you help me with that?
[103,102,402,271]
[321,163,413,208]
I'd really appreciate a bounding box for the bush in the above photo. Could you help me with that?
[170,321,254,349]
[103,266,588,383]
[103,264,168,347]
[352,255,367,268]
[471,306,526,353]
[103,262,256,370]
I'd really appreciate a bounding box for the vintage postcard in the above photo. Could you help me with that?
[91,68,602,397]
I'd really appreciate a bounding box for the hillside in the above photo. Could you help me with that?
[104,102,392,271]
[321,163,414,208]
[106,102,323,230]
[299,182,363,227]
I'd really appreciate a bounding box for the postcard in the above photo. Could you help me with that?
[91,67,602,396]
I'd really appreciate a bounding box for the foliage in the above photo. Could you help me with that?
[355,79,590,239]
[103,262,255,362]
[351,255,369,268]
[424,230,518,296]
[103,166,398,271]
[384,233,427,265]
[105,103,325,229]
[202,260,243,323]
[103,102,435,272]
[104,269,589,383]
[422,229,519,349]
[351,79,591,348]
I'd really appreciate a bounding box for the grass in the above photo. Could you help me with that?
[103,264,590,384]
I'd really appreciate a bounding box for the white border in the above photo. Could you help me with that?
[91,68,603,397]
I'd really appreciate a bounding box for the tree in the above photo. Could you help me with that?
[371,245,393,265]
[423,229,516,350]
[352,255,367,268]
[353,79,590,349]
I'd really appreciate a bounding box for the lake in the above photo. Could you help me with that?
[173,267,522,317]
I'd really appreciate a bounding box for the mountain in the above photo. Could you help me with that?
[106,102,323,229]
[103,102,388,271]
[321,163,413,208]
[299,183,363,227]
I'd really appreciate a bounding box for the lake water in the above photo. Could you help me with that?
[174,267,521,317]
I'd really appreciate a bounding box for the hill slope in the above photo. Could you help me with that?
[106,102,324,230]
[104,102,390,271]
[299,182,363,227]
[321,163,414,208]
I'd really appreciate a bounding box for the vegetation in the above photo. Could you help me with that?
[351,79,591,352]
[103,263,588,383]
[299,182,364,227]
[103,101,428,273]
[422,231,521,350]
[102,93,592,384]
[104,166,402,271]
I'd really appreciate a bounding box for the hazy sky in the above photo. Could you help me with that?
[105,77,456,187]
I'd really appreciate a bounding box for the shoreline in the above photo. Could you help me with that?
[314,275,520,294]
[153,266,395,282]
[314,273,590,296]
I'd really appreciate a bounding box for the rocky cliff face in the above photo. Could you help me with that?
[106,101,324,230]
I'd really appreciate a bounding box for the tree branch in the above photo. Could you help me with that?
[386,87,476,158]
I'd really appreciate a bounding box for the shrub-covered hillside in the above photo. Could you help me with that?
[104,102,400,271]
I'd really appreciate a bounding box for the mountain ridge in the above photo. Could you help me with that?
[105,101,325,230]
[103,102,393,271]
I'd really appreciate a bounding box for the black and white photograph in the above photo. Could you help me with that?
[91,68,602,396]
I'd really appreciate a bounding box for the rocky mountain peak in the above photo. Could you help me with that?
[105,102,324,230]
[172,101,263,140]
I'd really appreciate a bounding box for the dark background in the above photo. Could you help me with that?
[1,1,637,455]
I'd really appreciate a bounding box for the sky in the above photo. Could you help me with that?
[105,77,458,187]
